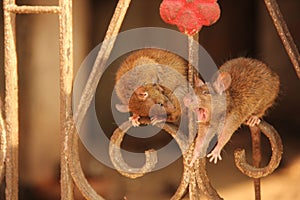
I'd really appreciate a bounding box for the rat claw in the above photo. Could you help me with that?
[150,116,166,125]
[129,116,140,127]
[207,149,222,164]
[245,116,261,127]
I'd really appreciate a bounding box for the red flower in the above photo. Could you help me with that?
[160,0,221,35]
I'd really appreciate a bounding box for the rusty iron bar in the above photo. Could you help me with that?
[156,121,190,200]
[73,0,131,131]
[187,34,223,200]
[0,99,7,183]
[189,169,199,200]
[264,0,300,79]
[250,126,262,200]
[234,120,283,179]
[67,0,131,199]
[59,0,74,199]
[187,35,197,144]
[4,5,61,14]
[195,158,223,200]
[170,156,190,200]
[187,35,198,200]
[3,0,19,199]
[68,125,106,200]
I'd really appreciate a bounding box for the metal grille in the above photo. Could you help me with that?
[2,0,299,199]
[3,0,73,199]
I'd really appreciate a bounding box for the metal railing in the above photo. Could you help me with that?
[2,0,299,199]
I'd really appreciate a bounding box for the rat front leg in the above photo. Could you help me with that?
[189,139,204,167]
[129,114,140,127]
[207,114,241,164]
[207,146,222,164]
[189,125,211,166]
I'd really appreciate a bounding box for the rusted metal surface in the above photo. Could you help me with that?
[0,100,7,183]
[264,0,300,79]
[4,5,61,14]
[3,0,19,199]
[68,123,106,200]
[195,158,223,199]
[59,0,74,199]
[68,0,131,199]
[73,0,131,131]
[109,120,158,179]
[110,116,223,200]
[109,118,189,179]
[234,120,283,179]
[250,126,262,200]
[187,35,197,144]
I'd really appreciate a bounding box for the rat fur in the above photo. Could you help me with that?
[184,57,280,164]
[115,48,190,126]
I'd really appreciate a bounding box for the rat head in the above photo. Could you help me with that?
[184,73,231,123]
[128,84,177,118]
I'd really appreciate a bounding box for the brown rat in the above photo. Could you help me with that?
[115,48,190,126]
[184,57,280,164]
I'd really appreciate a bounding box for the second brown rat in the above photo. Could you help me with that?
[115,48,190,126]
[184,57,280,165]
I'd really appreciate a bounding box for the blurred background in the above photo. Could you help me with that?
[0,0,299,199]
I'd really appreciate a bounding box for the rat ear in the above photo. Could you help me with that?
[115,104,129,112]
[194,75,205,87]
[213,72,231,94]
[135,86,149,100]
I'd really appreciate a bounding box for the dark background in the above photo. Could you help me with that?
[0,0,299,199]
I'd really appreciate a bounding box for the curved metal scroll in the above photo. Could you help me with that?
[110,119,223,200]
[109,121,158,179]
[234,120,283,178]
[109,119,190,179]
[67,121,106,200]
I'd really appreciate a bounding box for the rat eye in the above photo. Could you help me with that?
[158,103,164,106]
[202,90,209,95]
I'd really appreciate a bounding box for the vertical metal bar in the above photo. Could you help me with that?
[250,126,262,200]
[3,0,19,199]
[59,0,74,199]
[68,1,131,199]
[187,35,197,144]
[0,100,6,183]
[264,0,300,79]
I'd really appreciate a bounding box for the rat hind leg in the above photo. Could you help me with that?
[244,100,271,127]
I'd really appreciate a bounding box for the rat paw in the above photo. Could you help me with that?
[150,116,166,125]
[129,116,140,127]
[245,116,261,127]
[207,149,222,164]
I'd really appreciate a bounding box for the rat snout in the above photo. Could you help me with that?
[166,101,176,112]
